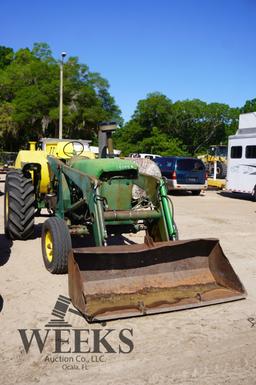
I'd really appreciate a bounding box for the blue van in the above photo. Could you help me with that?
[155,156,207,195]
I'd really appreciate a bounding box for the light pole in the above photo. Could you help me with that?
[59,51,67,139]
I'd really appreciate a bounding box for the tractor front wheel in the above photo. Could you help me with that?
[42,217,72,274]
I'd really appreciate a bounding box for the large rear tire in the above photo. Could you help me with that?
[42,217,72,274]
[4,170,35,240]
[217,162,227,179]
[208,162,227,179]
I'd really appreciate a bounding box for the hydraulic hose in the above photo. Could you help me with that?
[159,178,176,240]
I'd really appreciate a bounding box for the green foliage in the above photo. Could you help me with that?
[114,123,187,156]
[241,98,256,113]
[132,92,173,130]
[0,46,14,69]
[0,43,122,150]
[116,93,241,156]
[171,99,239,152]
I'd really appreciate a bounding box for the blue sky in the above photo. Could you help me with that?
[1,0,255,121]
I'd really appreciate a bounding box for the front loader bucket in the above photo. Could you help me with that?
[68,239,246,322]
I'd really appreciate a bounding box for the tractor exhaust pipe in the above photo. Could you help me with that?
[98,122,117,158]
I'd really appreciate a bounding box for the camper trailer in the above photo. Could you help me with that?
[226,112,256,200]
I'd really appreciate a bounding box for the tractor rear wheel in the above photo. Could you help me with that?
[217,162,227,179]
[42,217,72,274]
[4,170,35,240]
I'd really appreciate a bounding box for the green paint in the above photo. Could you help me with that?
[159,179,176,239]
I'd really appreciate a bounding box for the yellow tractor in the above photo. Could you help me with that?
[199,145,227,179]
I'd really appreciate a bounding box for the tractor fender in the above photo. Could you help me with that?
[15,150,50,193]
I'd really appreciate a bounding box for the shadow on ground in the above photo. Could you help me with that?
[34,223,43,239]
[218,191,255,202]
[71,234,136,248]
[169,190,205,197]
[0,234,12,266]
[0,296,3,313]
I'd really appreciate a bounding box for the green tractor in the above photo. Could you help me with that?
[4,124,246,321]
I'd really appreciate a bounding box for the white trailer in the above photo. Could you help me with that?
[226,112,256,199]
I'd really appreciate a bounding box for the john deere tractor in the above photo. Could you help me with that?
[4,124,246,322]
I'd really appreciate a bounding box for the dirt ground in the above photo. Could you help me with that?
[0,178,256,385]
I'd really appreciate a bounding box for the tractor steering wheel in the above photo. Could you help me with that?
[63,141,84,158]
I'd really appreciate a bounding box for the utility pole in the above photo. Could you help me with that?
[59,51,67,139]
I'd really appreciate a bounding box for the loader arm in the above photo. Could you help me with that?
[47,156,107,246]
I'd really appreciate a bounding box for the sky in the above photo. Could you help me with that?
[1,0,256,122]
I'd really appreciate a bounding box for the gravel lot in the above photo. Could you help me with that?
[0,179,256,385]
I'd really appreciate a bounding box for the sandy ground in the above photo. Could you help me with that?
[0,178,256,385]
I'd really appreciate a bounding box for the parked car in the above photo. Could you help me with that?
[129,153,161,160]
[154,156,207,195]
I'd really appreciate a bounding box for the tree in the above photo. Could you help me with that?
[32,42,54,62]
[114,123,187,156]
[241,98,256,113]
[0,43,122,150]
[169,99,238,153]
[137,127,187,156]
[0,102,18,150]
[115,93,240,156]
[0,46,14,69]
[132,92,173,131]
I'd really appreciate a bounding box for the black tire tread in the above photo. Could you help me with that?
[217,161,227,179]
[5,170,35,240]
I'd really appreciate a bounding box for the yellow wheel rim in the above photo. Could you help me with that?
[5,191,9,218]
[45,230,53,262]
